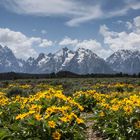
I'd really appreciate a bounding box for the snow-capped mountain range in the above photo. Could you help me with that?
[0,44,140,74]
[24,47,113,74]
[106,49,140,74]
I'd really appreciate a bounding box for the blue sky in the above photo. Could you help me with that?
[0,0,140,59]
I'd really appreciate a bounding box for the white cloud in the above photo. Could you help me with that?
[41,30,47,35]
[0,28,53,59]
[66,5,103,27]
[75,40,101,51]
[39,39,53,48]
[134,16,140,27]
[100,16,140,52]
[133,16,140,33]
[125,16,140,31]
[59,37,78,46]
[126,22,133,30]
[116,20,123,24]
[125,0,140,10]
[1,0,140,26]
[2,0,103,27]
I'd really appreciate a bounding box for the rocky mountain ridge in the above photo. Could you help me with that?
[0,45,139,74]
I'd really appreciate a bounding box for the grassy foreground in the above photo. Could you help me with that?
[0,78,140,140]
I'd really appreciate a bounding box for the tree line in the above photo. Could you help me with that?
[0,71,139,80]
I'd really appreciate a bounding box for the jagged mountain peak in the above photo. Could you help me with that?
[76,47,99,61]
[0,44,3,48]
[106,49,140,74]
[0,45,139,74]
[26,47,113,74]
[48,53,53,57]
[62,47,69,51]
[0,45,15,57]
[26,57,35,64]
[77,47,91,51]
[113,49,139,56]
[36,53,46,61]
[55,47,74,57]
[0,44,23,72]
[107,49,140,62]
[27,56,35,61]
[112,49,139,55]
[76,48,94,55]
[0,45,12,53]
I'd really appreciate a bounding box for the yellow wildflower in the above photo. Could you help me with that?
[34,114,42,121]
[135,121,140,128]
[15,113,29,120]
[99,111,105,117]
[111,105,119,111]
[76,118,84,124]
[52,131,61,140]
[123,106,133,114]
[48,121,56,128]
[60,117,68,123]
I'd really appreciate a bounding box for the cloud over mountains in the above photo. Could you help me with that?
[0,15,140,59]
[100,16,140,52]
[0,28,53,59]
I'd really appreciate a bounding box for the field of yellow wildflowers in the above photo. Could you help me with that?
[0,78,140,140]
